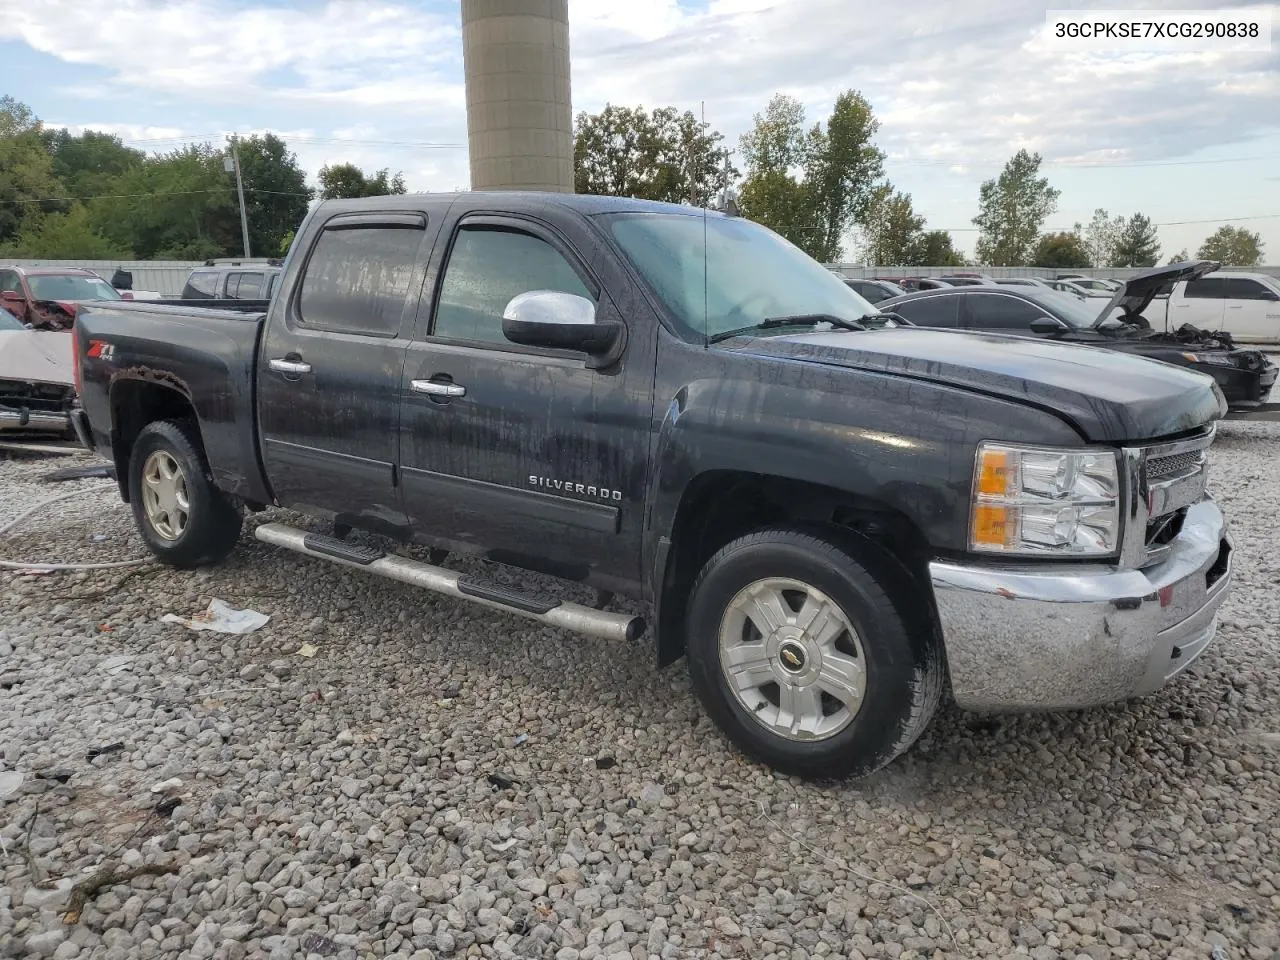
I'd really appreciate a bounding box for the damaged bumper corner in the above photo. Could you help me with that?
[929,498,1231,712]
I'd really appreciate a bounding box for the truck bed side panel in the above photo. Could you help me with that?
[75,302,272,504]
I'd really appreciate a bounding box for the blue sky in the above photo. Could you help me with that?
[3,0,1278,262]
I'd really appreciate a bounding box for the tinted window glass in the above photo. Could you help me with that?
[0,271,20,294]
[433,226,593,345]
[847,280,891,303]
[1222,278,1272,300]
[298,226,423,336]
[231,272,264,299]
[890,296,960,328]
[1184,277,1225,299]
[27,275,121,301]
[965,293,1042,330]
[182,271,220,299]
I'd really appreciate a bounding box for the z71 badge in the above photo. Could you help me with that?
[529,475,623,502]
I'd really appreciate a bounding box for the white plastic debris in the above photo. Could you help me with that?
[296,643,318,658]
[162,599,270,635]
[100,655,133,674]
[0,769,23,800]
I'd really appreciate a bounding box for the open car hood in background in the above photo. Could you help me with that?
[1097,260,1220,324]
[0,330,75,388]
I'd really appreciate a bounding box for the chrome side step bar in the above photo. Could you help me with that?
[254,522,646,644]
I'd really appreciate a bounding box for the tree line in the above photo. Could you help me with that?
[1,91,1267,268]
[573,95,1266,268]
[0,95,407,261]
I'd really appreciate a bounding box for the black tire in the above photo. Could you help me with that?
[129,419,242,569]
[685,526,943,780]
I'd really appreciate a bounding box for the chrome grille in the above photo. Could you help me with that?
[1120,426,1215,568]
[1146,449,1205,481]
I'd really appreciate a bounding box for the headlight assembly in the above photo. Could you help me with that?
[970,443,1120,557]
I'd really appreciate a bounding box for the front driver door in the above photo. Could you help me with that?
[398,212,653,591]
[257,211,434,533]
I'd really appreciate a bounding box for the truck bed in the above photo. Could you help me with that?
[74,299,272,504]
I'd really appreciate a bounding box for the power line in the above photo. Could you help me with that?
[0,187,316,205]
[887,153,1280,169]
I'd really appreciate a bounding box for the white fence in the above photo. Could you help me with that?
[6,258,1280,297]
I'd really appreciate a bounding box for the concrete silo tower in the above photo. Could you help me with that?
[461,0,575,192]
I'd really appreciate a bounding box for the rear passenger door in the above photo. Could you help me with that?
[398,212,652,590]
[1173,278,1226,330]
[1221,278,1280,342]
[960,293,1041,336]
[257,211,437,533]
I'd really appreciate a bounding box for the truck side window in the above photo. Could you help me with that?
[890,295,960,328]
[298,226,422,337]
[1184,278,1225,299]
[433,225,594,346]
[182,271,220,299]
[0,271,20,294]
[1222,278,1274,300]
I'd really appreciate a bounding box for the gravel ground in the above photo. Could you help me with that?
[1,426,1277,960]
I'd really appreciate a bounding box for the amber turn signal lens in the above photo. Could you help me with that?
[972,504,1016,548]
[976,448,1013,497]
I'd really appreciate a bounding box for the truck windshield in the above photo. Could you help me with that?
[27,275,122,301]
[605,212,876,342]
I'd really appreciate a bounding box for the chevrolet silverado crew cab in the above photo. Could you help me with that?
[73,193,1233,780]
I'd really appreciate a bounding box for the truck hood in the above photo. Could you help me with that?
[726,327,1225,443]
[1098,259,1220,325]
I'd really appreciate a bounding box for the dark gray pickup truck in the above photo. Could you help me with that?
[73,192,1233,779]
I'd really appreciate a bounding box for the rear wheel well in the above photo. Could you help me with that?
[656,471,935,666]
[110,380,198,502]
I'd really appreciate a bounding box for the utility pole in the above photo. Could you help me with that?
[224,138,251,258]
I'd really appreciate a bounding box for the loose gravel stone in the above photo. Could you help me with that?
[1,431,1279,958]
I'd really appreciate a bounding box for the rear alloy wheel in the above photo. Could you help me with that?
[140,450,190,541]
[686,526,943,780]
[129,419,242,568]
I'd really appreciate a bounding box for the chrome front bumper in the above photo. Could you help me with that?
[930,498,1231,712]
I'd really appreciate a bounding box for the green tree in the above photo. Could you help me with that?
[42,129,144,199]
[739,91,884,261]
[802,90,885,263]
[914,229,966,267]
[859,185,924,266]
[0,96,64,243]
[0,204,132,259]
[972,150,1060,266]
[230,134,313,259]
[738,95,820,252]
[1197,225,1264,266]
[1032,231,1091,269]
[1166,248,1189,264]
[1110,213,1160,267]
[1078,208,1124,267]
[317,162,407,199]
[573,104,734,205]
[90,143,239,259]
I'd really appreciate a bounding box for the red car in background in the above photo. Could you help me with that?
[0,265,124,331]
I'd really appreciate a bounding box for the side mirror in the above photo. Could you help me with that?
[1261,289,1279,302]
[1030,316,1069,334]
[0,290,21,303]
[502,290,625,369]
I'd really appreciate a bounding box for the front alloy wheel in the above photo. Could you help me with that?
[719,577,867,741]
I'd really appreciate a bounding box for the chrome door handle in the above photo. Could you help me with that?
[411,379,466,398]
[269,358,312,375]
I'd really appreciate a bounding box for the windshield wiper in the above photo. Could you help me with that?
[708,313,866,344]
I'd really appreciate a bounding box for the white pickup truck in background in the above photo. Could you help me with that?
[1140,271,1280,344]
